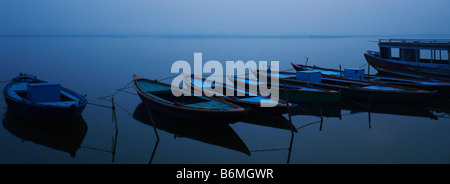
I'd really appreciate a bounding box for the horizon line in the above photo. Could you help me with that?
[1,33,449,39]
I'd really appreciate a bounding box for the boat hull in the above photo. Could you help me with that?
[137,92,244,124]
[5,96,86,123]
[133,75,247,124]
[364,53,450,81]
[3,74,87,123]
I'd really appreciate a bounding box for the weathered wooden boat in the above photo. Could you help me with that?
[232,75,341,104]
[364,39,450,81]
[133,75,247,123]
[184,75,293,114]
[3,73,87,122]
[254,70,434,103]
[292,63,450,96]
[133,103,250,156]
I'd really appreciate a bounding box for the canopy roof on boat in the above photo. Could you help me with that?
[378,39,450,49]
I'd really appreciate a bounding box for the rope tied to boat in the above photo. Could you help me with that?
[87,80,138,119]
[156,74,180,82]
[97,80,134,102]
[359,62,368,68]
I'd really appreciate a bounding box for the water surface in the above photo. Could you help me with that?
[1,35,449,164]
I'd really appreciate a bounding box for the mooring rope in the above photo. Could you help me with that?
[359,62,368,68]
[251,147,289,152]
[87,102,112,108]
[97,80,133,102]
[296,120,322,130]
[156,74,180,82]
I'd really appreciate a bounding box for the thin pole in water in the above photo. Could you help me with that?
[147,108,160,164]
[111,97,119,162]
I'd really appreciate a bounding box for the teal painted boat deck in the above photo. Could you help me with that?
[136,79,236,110]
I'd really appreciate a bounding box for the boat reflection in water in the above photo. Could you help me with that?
[290,102,342,119]
[290,97,443,121]
[239,110,296,132]
[340,99,439,120]
[132,103,251,158]
[132,95,448,163]
[2,113,88,157]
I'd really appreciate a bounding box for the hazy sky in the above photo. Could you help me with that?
[1,0,449,35]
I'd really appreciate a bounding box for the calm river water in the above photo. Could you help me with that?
[1,35,449,164]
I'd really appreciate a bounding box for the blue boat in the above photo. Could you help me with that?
[133,74,247,123]
[183,75,294,114]
[3,73,87,122]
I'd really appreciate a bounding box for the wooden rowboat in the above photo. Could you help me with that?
[133,75,247,123]
[3,73,87,123]
[183,74,293,114]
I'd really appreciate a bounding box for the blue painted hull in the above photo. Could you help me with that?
[5,97,86,122]
[137,92,242,124]
[133,75,247,124]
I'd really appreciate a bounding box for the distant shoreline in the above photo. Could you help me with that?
[1,33,449,39]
